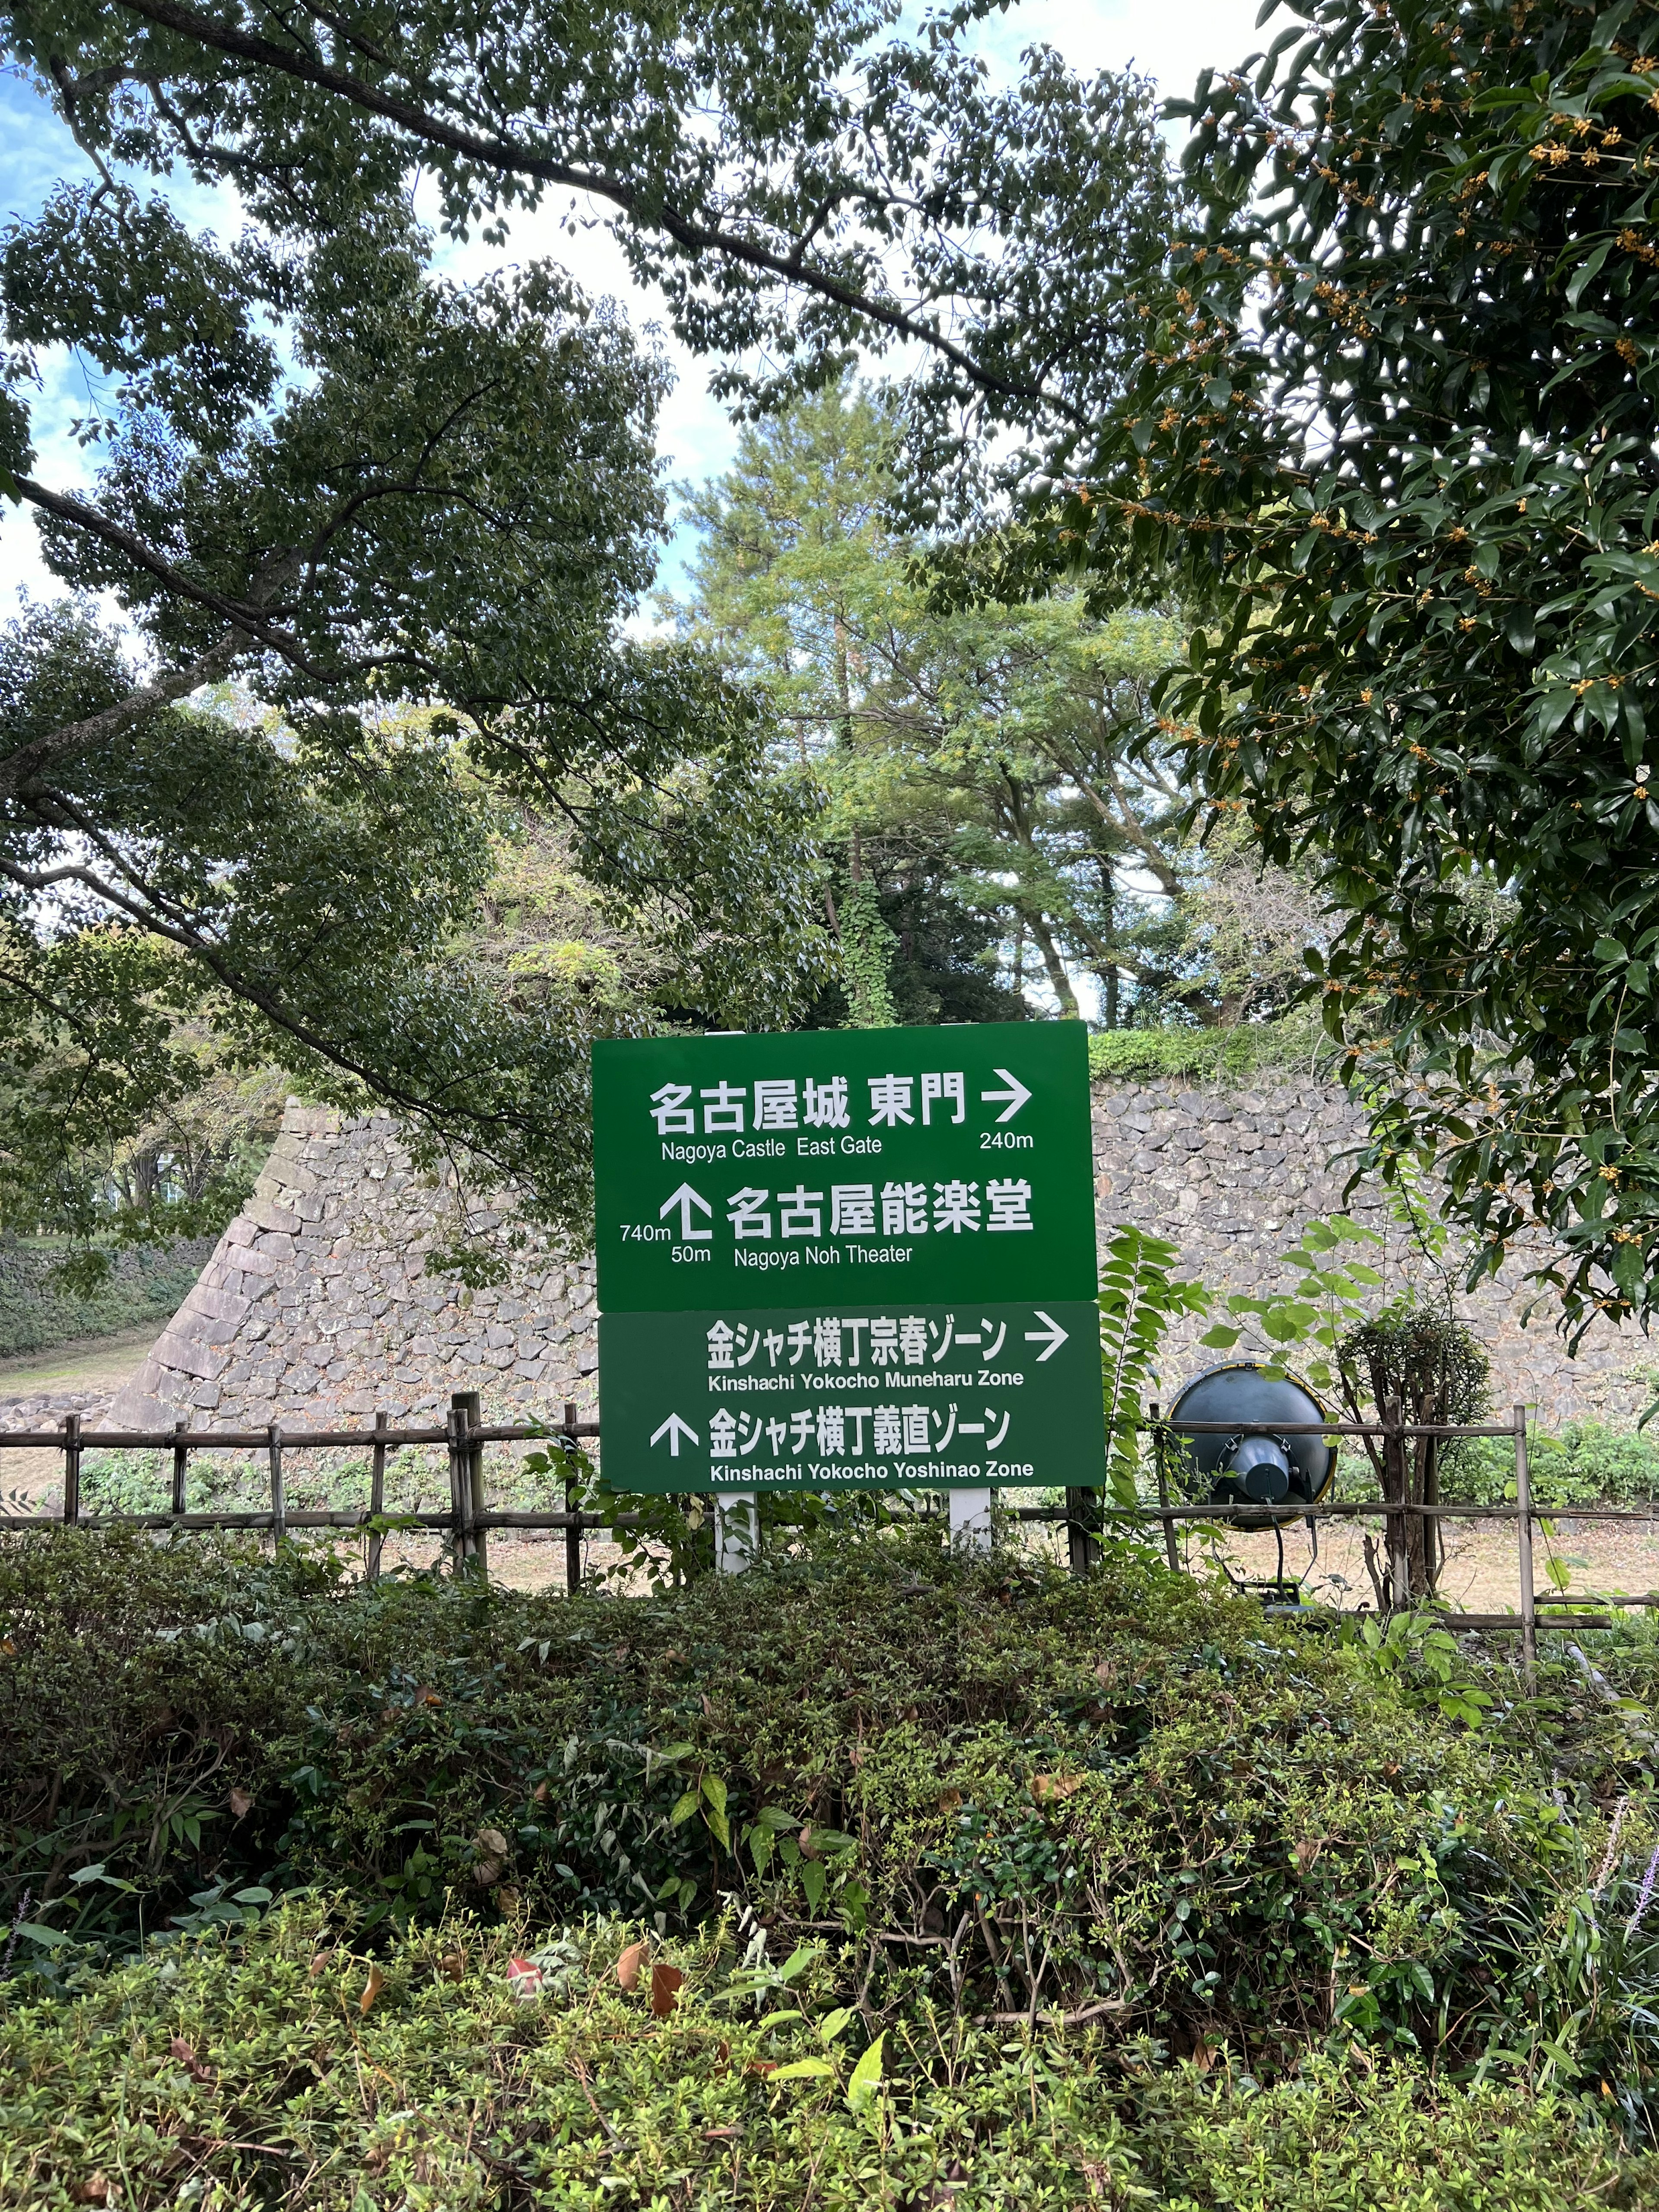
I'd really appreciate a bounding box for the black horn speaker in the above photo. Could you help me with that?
[1165,1362,1336,1532]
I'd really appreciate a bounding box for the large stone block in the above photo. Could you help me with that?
[245,1196,300,1236]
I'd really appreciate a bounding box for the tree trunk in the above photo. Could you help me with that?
[1030,915,1080,1019]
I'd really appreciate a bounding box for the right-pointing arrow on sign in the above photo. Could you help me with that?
[981,1068,1033,1122]
[650,1413,700,1455]
[1023,1310,1069,1363]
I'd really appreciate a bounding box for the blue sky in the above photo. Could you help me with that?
[0,0,1267,611]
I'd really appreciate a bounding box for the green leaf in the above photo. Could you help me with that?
[700,1773,728,1816]
[768,2057,836,2082]
[846,2032,886,2113]
[15,1923,67,1948]
[670,1789,700,1826]
[819,2006,857,2042]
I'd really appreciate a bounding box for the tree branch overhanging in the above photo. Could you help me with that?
[104,0,1079,424]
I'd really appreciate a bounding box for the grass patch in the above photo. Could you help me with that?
[0,1238,212,1362]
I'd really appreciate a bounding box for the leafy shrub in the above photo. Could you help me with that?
[7,1526,1659,2103]
[1437,1424,1659,1511]
[79,1439,559,1518]
[0,1898,1651,2211]
[1087,1017,1325,1085]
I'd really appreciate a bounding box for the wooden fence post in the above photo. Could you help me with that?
[461,1388,486,1581]
[1064,1487,1100,1576]
[61,1413,79,1527]
[446,1397,469,1575]
[171,1418,190,1522]
[267,1424,285,1545]
[564,1401,582,1597]
[1382,1396,1410,1610]
[367,1410,388,1583]
[1514,1404,1537,1684]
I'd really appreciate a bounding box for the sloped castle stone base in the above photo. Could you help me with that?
[108,1080,1652,1436]
[109,1102,597,1432]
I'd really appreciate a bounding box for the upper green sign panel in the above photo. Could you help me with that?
[592,1023,1097,1313]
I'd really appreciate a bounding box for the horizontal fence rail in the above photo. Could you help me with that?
[3,1397,606,1594]
[0,1395,1652,1660]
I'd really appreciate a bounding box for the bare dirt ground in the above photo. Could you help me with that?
[1214,1515,1659,1616]
[0,1332,155,1506]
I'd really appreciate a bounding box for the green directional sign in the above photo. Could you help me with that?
[591,1023,1096,1314]
[598,1300,1105,1493]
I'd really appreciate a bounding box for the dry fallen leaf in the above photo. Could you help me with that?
[496,1886,521,1917]
[471,1825,509,1887]
[798,1825,820,1859]
[703,2126,740,2141]
[938,1788,963,1815]
[747,2059,779,2077]
[531,1778,550,1804]
[1093,1658,1114,1689]
[69,2174,110,2206]
[228,1786,254,1821]
[650,1962,685,2019]
[1031,1773,1084,1805]
[507,1956,545,2000]
[438,1949,467,1981]
[308,1951,335,1978]
[616,1939,648,1992]
[168,2036,215,2084]
[1292,1838,1324,1874]
[359,1964,386,2015]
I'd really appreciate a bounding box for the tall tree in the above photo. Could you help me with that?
[1063,0,1659,1336]
[0,92,826,1273]
[12,3,1179,497]
[679,385,1316,1027]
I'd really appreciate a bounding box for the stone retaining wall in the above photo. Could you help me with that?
[103,1078,1653,1437]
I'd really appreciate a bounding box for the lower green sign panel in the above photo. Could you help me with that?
[597,1301,1104,1492]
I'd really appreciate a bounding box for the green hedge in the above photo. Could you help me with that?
[0,1237,211,1360]
[0,1898,1649,2211]
[1087,1018,1327,1085]
[6,1526,1659,2108]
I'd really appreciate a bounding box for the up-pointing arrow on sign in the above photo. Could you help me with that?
[1023,1310,1069,1362]
[650,1413,700,1455]
[659,1183,713,1239]
[981,1067,1033,1122]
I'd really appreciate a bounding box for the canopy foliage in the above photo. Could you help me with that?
[1059,0,1659,1335]
[0,29,838,1272]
